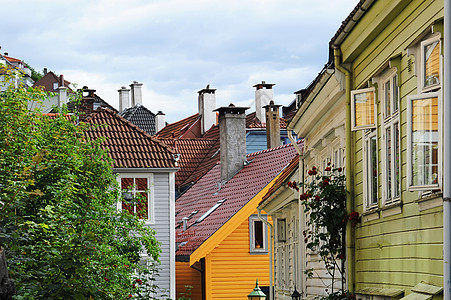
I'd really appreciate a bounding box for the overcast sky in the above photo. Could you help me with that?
[2,0,357,123]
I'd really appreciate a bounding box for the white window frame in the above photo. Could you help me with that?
[351,87,376,131]
[381,70,401,205]
[420,35,441,93]
[249,214,268,254]
[363,130,378,210]
[117,173,155,225]
[407,92,441,191]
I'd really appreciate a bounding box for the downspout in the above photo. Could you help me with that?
[443,0,451,298]
[287,128,305,295]
[333,47,355,292]
[257,208,274,300]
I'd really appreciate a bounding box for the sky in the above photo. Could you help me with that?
[2,0,357,123]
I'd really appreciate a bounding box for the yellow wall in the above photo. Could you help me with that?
[204,212,272,299]
[176,261,202,300]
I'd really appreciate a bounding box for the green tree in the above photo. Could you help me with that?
[0,68,163,299]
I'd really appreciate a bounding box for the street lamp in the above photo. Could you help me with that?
[247,279,267,300]
[291,286,301,300]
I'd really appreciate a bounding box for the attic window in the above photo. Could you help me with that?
[195,199,226,223]
[53,82,58,90]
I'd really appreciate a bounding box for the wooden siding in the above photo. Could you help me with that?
[204,212,272,299]
[176,261,202,300]
[153,173,173,296]
[340,0,444,295]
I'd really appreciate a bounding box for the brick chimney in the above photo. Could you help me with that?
[198,84,216,135]
[264,100,281,149]
[214,104,249,183]
[253,81,275,122]
[155,111,166,134]
[118,86,130,112]
[130,81,143,106]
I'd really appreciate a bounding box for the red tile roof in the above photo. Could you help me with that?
[84,108,176,169]
[159,138,220,188]
[175,142,300,257]
[155,114,201,139]
[3,56,22,64]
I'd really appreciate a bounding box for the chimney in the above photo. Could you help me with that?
[214,104,249,183]
[198,84,217,134]
[43,68,48,75]
[155,111,166,134]
[59,74,64,87]
[130,81,143,106]
[118,86,130,112]
[253,81,275,122]
[57,86,68,108]
[264,100,281,149]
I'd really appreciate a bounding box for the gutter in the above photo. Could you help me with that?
[333,47,355,292]
[443,0,451,298]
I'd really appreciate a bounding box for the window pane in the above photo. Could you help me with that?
[354,91,374,127]
[136,178,147,190]
[385,81,391,117]
[393,76,399,112]
[370,135,378,204]
[136,191,148,219]
[394,123,400,197]
[424,41,440,87]
[411,97,439,186]
[254,220,264,249]
[121,177,134,190]
[386,127,392,199]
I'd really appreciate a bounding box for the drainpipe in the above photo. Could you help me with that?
[287,127,305,295]
[257,208,274,300]
[443,0,451,298]
[333,47,355,292]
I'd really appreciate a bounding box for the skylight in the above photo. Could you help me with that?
[195,199,226,224]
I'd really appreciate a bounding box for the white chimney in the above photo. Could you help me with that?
[214,104,249,183]
[130,81,143,106]
[118,86,130,112]
[57,86,68,108]
[253,81,275,122]
[198,84,217,134]
[155,111,166,134]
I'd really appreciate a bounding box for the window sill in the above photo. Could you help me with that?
[249,250,269,255]
[415,192,442,211]
[362,207,380,222]
[381,201,402,218]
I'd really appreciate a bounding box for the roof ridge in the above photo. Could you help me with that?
[86,108,175,154]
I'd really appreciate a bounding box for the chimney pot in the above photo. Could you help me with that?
[130,81,143,106]
[155,111,166,134]
[43,68,47,75]
[198,84,217,135]
[253,81,275,122]
[118,86,131,112]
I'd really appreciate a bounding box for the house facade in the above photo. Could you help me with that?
[331,0,444,298]
[84,108,178,299]
[258,64,346,299]
[175,104,299,300]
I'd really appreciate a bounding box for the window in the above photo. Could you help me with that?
[364,131,378,209]
[53,82,58,90]
[351,87,376,130]
[277,218,286,242]
[382,71,400,204]
[407,92,440,190]
[118,174,154,223]
[249,215,268,254]
[421,36,441,92]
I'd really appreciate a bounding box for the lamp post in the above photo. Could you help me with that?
[247,279,267,300]
[291,286,301,300]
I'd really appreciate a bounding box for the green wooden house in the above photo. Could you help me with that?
[330,0,444,298]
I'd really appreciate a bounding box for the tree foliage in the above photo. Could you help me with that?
[0,68,163,299]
